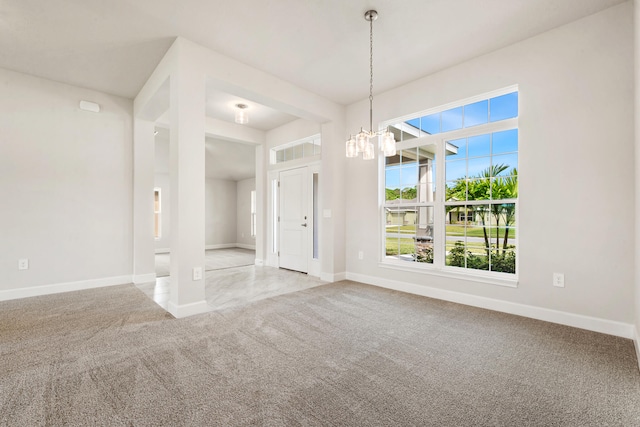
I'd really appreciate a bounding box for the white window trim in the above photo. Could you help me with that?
[379,90,519,285]
[154,187,161,240]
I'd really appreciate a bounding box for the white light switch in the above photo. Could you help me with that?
[323,209,332,218]
[18,259,29,270]
[193,267,202,281]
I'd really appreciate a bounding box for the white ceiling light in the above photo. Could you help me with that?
[346,10,396,160]
[235,103,249,124]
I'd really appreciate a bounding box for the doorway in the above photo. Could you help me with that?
[273,166,320,276]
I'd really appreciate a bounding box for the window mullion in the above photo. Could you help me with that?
[433,137,446,267]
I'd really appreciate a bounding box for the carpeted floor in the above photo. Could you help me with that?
[155,248,255,278]
[1,281,639,426]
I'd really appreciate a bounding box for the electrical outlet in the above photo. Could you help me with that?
[553,272,564,288]
[18,259,29,270]
[358,251,364,260]
[193,267,202,281]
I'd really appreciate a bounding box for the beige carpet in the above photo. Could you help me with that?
[1,282,640,426]
[155,247,255,277]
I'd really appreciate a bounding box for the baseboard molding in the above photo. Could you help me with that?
[205,244,236,250]
[159,244,256,253]
[346,272,635,339]
[0,275,132,302]
[167,300,209,318]
[320,272,347,283]
[133,273,156,284]
[236,243,256,250]
[634,327,640,372]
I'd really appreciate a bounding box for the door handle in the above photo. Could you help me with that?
[301,223,308,227]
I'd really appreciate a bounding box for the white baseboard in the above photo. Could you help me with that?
[236,243,256,250]
[346,272,635,339]
[161,244,256,253]
[133,273,156,284]
[167,300,209,318]
[205,244,236,250]
[634,327,640,372]
[320,272,347,283]
[0,275,132,302]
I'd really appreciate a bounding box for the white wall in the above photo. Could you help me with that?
[0,68,133,294]
[236,178,256,248]
[634,0,640,345]
[345,3,634,329]
[205,178,237,247]
[155,137,249,251]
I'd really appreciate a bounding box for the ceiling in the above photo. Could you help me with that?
[0,0,625,128]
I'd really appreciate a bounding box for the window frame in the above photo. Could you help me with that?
[153,188,161,240]
[378,87,519,287]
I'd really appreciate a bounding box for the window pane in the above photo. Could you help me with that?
[293,144,304,159]
[385,167,400,201]
[284,147,294,161]
[276,149,285,163]
[464,100,488,128]
[467,252,490,271]
[446,138,466,160]
[445,159,466,183]
[467,134,490,158]
[406,118,421,134]
[416,206,434,265]
[490,92,518,122]
[400,149,418,201]
[467,178,490,200]
[467,156,491,178]
[419,112,440,135]
[471,205,491,227]
[446,180,466,202]
[441,107,463,132]
[492,153,518,176]
[491,176,518,200]
[492,129,518,154]
[445,239,465,267]
[490,250,516,273]
[417,149,436,202]
[303,142,315,158]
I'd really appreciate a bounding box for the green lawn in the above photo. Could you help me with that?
[446,225,516,238]
[386,238,416,256]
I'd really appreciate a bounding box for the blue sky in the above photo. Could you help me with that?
[386,92,518,191]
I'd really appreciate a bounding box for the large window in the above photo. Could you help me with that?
[382,88,518,279]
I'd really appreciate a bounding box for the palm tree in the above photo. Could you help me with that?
[447,164,517,255]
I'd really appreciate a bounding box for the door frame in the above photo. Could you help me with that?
[266,161,320,277]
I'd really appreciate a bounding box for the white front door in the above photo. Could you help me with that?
[279,167,308,273]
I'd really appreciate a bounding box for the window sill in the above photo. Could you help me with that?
[378,260,518,288]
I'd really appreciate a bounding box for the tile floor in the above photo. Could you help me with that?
[136,264,326,313]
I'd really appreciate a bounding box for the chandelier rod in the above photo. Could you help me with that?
[369,11,374,134]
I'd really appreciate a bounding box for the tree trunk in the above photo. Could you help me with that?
[502,227,510,252]
[480,214,490,259]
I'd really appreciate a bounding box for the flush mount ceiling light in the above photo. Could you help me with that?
[346,10,396,160]
[235,103,249,124]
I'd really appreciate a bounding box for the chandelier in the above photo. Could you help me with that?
[345,10,396,160]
